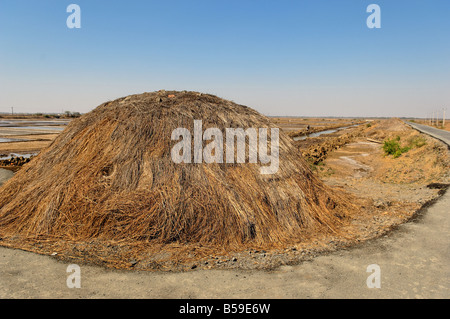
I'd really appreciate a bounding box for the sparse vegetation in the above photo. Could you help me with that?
[383,135,427,158]
[383,136,411,158]
[408,135,427,148]
[308,159,324,172]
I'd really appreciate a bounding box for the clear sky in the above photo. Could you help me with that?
[0,0,449,117]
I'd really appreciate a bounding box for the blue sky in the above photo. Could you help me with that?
[0,0,449,117]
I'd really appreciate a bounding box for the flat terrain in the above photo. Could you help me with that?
[270,117,359,133]
[0,119,68,156]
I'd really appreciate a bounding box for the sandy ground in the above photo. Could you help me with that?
[0,141,53,155]
[312,119,449,188]
[0,134,59,154]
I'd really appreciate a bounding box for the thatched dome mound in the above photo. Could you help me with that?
[0,91,353,269]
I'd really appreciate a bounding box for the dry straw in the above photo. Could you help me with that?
[0,91,356,269]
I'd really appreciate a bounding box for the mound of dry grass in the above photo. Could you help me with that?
[0,91,356,269]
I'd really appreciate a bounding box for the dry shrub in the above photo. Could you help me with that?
[0,91,356,268]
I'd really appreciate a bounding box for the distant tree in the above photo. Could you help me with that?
[64,111,81,118]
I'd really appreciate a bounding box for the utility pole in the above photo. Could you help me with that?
[11,107,14,115]
[443,108,446,127]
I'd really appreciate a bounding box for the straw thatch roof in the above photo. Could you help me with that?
[0,91,353,269]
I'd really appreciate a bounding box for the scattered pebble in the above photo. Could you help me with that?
[129,259,138,266]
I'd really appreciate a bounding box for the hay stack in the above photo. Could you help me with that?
[0,91,353,267]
